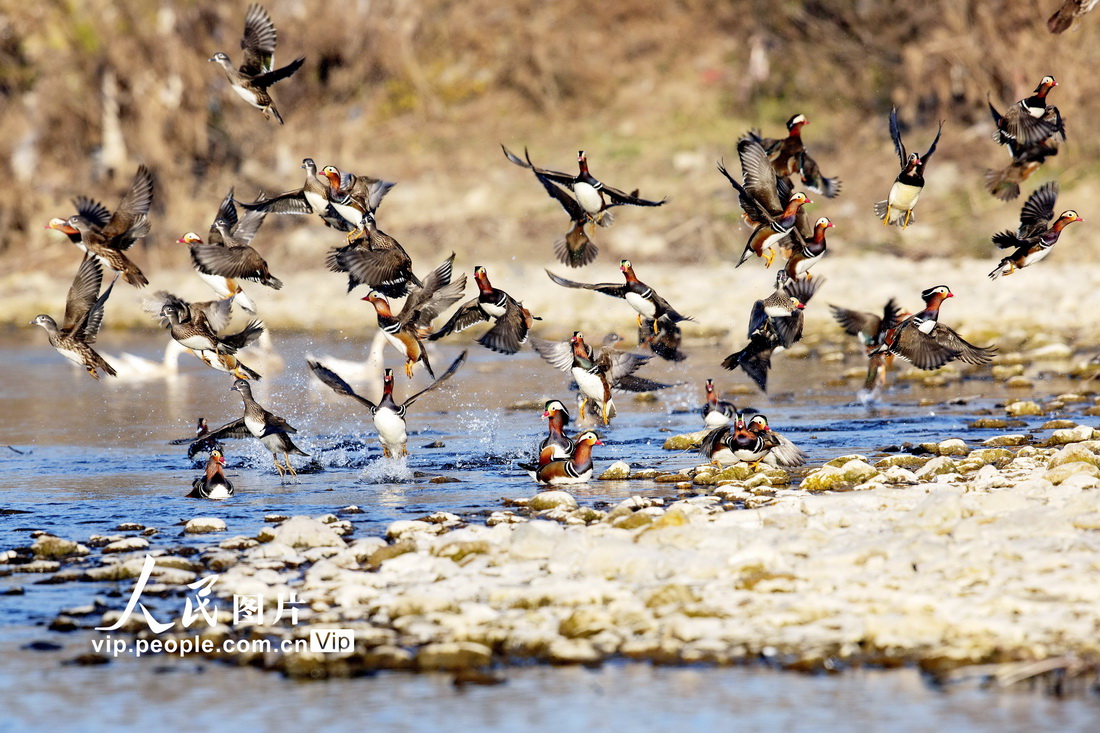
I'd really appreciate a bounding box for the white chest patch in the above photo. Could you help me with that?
[373,409,408,451]
[482,300,507,319]
[624,291,656,318]
[889,181,922,210]
[244,414,266,438]
[572,368,606,403]
[231,84,263,107]
[304,190,328,215]
[205,484,231,500]
[574,183,602,215]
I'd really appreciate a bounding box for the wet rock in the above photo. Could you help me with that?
[1041,420,1079,430]
[559,608,613,638]
[13,560,60,574]
[825,454,869,468]
[1043,462,1100,485]
[23,640,62,652]
[654,473,692,483]
[116,522,144,531]
[662,430,709,450]
[416,642,493,671]
[219,536,258,551]
[338,505,364,515]
[362,645,416,670]
[1005,401,1043,417]
[968,418,1009,429]
[185,517,227,534]
[154,556,203,572]
[31,535,89,560]
[2,586,25,596]
[433,540,491,563]
[486,511,524,526]
[527,491,578,512]
[936,439,968,456]
[429,476,460,484]
[916,456,958,479]
[1043,425,1097,447]
[204,552,238,572]
[598,461,631,480]
[800,466,846,492]
[714,464,754,482]
[256,517,347,548]
[383,520,443,542]
[966,448,1014,467]
[1005,376,1033,389]
[102,537,150,554]
[365,541,416,570]
[87,535,124,548]
[49,615,79,632]
[547,638,601,664]
[881,466,918,484]
[991,364,1024,380]
[264,514,290,523]
[1048,444,1100,469]
[875,454,930,470]
[983,434,1030,447]
[1028,343,1072,360]
[85,559,147,581]
[67,653,110,666]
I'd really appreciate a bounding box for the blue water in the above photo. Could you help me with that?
[2,333,1096,728]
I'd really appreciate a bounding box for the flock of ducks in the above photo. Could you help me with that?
[29,5,1088,495]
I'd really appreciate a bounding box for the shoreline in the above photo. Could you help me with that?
[9,409,1100,682]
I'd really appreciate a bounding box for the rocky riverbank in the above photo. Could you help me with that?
[6,406,1100,682]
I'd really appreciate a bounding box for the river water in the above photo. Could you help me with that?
[2,331,1098,729]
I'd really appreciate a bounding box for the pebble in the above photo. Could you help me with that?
[102,537,150,554]
[598,461,631,480]
[526,491,578,512]
[184,517,227,534]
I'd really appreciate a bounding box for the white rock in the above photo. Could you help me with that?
[185,517,227,534]
[102,537,150,554]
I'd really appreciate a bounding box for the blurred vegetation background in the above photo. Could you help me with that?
[0,0,1097,277]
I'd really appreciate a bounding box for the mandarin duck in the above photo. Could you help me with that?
[178,187,271,312]
[637,315,686,362]
[874,107,943,228]
[326,211,420,298]
[363,254,467,379]
[1048,0,1098,32]
[722,272,821,392]
[533,430,603,485]
[870,286,996,370]
[747,114,841,198]
[702,378,739,428]
[546,260,692,332]
[187,449,234,500]
[530,331,673,425]
[30,255,117,380]
[308,351,466,458]
[700,413,805,467]
[240,158,351,231]
[783,217,831,279]
[47,165,154,288]
[318,165,396,242]
[717,139,812,268]
[429,266,539,354]
[517,399,577,475]
[990,76,1065,150]
[503,146,666,227]
[989,182,1082,279]
[198,379,309,481]
[209,4,304,124]
[169,417,224,461]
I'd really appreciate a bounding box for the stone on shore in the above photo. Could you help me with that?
[185,517,227,534]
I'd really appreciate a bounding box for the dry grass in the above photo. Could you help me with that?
[1,0,1098,279]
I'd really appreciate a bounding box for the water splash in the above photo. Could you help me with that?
[360,455,415,483]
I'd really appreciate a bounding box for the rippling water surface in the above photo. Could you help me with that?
[2,332,1097,728]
